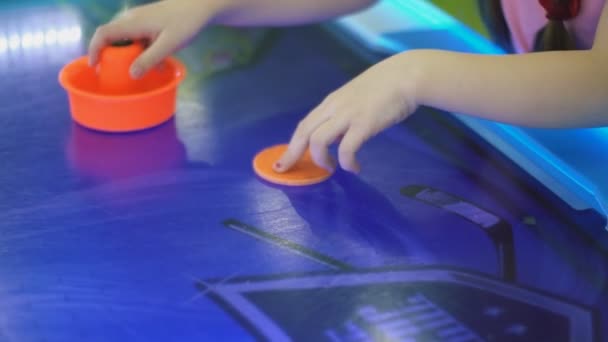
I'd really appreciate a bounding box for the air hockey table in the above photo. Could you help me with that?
[1,1,608,341]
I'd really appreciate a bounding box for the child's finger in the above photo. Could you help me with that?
[274,104,332,172]
[308,119,348,171]
[338,124,369,173]
[273,126,310,173]
[88,21,133,66]
[130,31,177,78]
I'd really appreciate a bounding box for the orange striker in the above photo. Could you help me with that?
[97,39,145,94]
[59,39,187,133]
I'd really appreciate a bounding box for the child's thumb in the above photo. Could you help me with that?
[130,32,175,79]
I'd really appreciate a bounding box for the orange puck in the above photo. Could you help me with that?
[253,144,333,186]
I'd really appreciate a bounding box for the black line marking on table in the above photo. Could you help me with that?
[222,218,356,271]
[404,110,608,287]
[401,185,516,283]
[205,290,269,342]
[410,108,608,255]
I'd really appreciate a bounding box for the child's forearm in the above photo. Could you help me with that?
[208,0,376,26]
[406,49,608,128]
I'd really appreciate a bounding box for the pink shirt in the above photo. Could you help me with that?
[501,0,605,52]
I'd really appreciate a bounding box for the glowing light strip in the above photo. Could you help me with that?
[0,6,83,55]
[0,25,81,53]
[390,0,457,27]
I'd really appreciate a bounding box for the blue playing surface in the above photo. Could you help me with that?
[1,2,607,341]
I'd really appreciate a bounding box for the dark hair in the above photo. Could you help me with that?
[477,0,577,52]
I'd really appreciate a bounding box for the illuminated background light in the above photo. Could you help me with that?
[0,6,83,55]
[8,34,20,50]
[0,36,7,53]
[45,29,57,45]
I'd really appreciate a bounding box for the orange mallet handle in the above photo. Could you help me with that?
[97,39,144,94]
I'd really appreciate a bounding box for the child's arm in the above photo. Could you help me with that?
[88,0,375,78]
[275,4,608,173]
[213,0,377,26]
[415,7,608,128]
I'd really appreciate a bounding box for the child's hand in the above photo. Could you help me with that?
[274,55,419,174]
[88,0,221,78]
